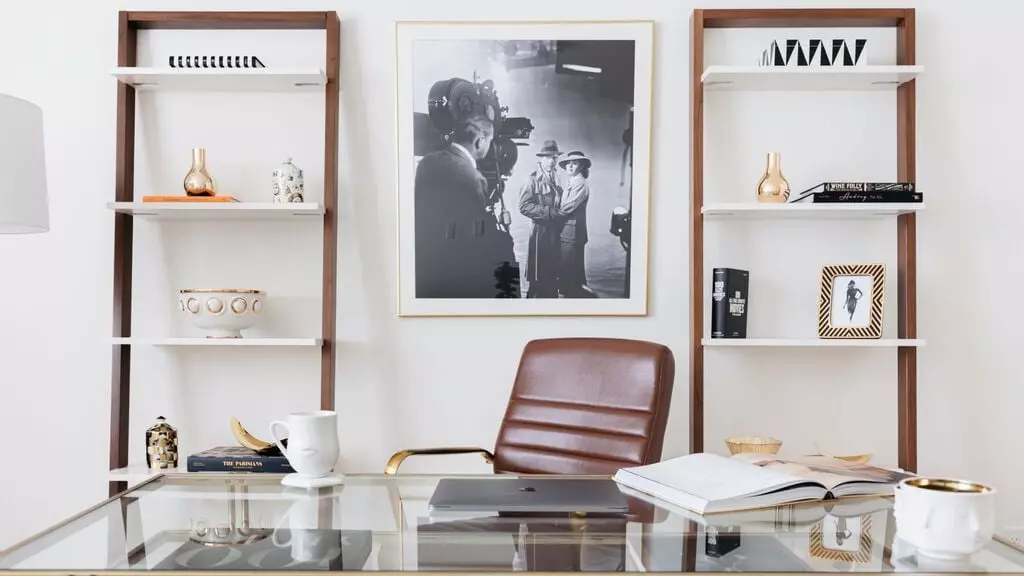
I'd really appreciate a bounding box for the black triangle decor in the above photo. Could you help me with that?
[854,39,867,65]
[807,40,820,65]
[815,40,831,65]
[842,42,854,66]
[773,41,786,66]
[831,39,844,65]
[785,39,798,65]
[796,41,809,66]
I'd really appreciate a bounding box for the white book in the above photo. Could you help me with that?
[612,453,913,515]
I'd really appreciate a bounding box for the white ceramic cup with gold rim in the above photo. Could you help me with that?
[894,477,996,560]
[178,288,267,338]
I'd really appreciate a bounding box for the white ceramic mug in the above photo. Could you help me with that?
[894,477,996,560]
[270,410,339,479]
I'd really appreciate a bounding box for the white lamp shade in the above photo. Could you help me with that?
[0,94,48,233]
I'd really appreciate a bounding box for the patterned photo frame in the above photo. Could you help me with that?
[818,264,885,339]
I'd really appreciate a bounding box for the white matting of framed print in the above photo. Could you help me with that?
[395,20,653,317]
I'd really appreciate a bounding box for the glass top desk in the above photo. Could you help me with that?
[2,473,1022,573]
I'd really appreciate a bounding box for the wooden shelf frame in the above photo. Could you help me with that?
[689,8,919,472]
[109,10,340,495]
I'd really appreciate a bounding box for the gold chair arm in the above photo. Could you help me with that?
[384,447,494,475]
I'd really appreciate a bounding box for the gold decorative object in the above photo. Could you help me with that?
[725,435,782,455]
[146,416,179,469]
[230,417,272,451]
[904,477,994,494]
[756,151,790,203]
[183,147,217,196]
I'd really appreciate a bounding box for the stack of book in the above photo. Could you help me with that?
[790,181,922,204]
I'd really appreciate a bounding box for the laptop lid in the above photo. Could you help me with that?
[428,477,629,513]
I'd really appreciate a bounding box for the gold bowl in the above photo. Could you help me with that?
[725,435,782,455]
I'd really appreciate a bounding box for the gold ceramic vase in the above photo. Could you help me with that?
[756,151,790,203]
[183,147,217,196]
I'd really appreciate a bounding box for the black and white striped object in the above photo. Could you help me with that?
[168,56,267,69]
[759,39,867,67]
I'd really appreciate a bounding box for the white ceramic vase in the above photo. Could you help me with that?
[272,157,305,203]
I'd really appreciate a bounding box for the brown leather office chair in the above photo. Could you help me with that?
[385,337,675,475]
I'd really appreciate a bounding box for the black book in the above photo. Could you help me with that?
[711,268,749,339]
[822,181,915,192]
[811,191,923,203]
[187,446,295,473]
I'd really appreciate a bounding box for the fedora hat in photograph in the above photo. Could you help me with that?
[536,140,562,157]
[558,150,592,169]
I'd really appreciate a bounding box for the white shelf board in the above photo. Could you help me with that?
[112,67,326,92]
[111,337,323,347]
[107,202,324,220]
[702,338,925,348]
[108,464,191,485]
[703,202,924,219]
[701,65,923,91]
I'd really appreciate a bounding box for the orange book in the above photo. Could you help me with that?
[142,195,241,203]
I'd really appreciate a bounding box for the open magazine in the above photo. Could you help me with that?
[612,452,914,515]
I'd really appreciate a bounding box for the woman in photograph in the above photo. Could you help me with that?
[556,151,595,298]
[844,279,864,321]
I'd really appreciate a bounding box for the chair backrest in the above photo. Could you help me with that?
[491,338,675,475]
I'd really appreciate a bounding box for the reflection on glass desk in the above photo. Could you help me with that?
[1,473,1023,573]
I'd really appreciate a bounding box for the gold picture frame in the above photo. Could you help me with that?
[817,264,885,339]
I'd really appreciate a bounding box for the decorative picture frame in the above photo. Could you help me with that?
[817,264,885,339]
[395,20,653,317]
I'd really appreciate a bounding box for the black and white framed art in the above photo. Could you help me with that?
[395,21,653,316]
[817,264,885,339]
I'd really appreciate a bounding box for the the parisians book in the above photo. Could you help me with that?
[711,268,749,338]
[187,446,295,473]
[613,453,913,515]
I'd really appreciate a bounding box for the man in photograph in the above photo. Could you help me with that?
[518,140,565,298]
[414,116,517,298]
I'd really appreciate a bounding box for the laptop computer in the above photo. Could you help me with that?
[428,477,630,513]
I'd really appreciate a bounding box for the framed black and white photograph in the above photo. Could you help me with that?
[395,21,653,316]
[817,264,885,338]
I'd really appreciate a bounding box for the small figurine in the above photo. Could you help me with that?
[272,157,305,203]
[146,416,179,469]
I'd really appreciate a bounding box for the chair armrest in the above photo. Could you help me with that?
[384,447,494,475]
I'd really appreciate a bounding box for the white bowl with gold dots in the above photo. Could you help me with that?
[178,289,266,338]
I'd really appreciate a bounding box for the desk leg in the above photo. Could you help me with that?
[317,486,334,528]
[380,482,405,571]
[683,519,698,572]
[106,495,140,568]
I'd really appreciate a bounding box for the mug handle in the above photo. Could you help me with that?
[270,421,290,461]
[271,523,291,547]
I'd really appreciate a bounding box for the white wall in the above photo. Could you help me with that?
[1,0,1021,551]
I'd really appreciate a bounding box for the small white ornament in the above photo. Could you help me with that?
[272,157,305,203]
